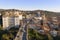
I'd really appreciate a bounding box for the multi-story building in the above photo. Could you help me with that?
[2,16,9,29]
[2,11,23,29]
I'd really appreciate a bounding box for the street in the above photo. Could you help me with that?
[14,20,27,40]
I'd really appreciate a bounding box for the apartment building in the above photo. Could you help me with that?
[2,11,23,29]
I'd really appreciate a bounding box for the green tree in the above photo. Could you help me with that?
[2,34,9,40]
[28,28,48,40]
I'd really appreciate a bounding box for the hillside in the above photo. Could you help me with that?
[0,9,60,17]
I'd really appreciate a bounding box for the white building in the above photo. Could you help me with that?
[2,11,23,29]
[3,17,9,29]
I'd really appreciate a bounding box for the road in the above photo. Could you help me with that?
[14,25,23,40]
[22,24,27,40]
[14,20,27,40]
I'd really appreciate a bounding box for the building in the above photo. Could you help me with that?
[2,16,9,29]
[52,17,58,24]
[2,11,23,29]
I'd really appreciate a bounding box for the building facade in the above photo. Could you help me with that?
[2,11,23,29]
[3,17,9,29]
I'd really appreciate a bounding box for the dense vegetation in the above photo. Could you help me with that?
[28,28,48,40]
[28,28,60,40]
[0,26,19,40]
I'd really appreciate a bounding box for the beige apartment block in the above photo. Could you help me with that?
[2,11,23,29]
[2,17,9,29]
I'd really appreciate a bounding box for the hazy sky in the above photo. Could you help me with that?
[0,0,60,12]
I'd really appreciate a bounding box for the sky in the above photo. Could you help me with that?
[0,0,60,12]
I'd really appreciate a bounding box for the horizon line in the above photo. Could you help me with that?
[0,8,60,12]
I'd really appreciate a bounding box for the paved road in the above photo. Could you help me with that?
[22,31,27,40]
[22,24,27,40]
[14,26,23,40]
[14,23,27,40]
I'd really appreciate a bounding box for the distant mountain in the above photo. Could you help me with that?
[0,9,60,17]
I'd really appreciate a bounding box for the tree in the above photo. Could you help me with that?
[28,28,48,40]
[2,34,9,40]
